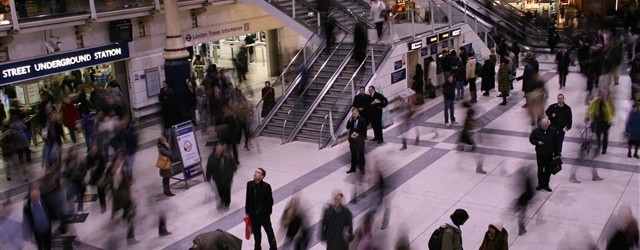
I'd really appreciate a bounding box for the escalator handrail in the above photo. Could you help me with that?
[318,24,393,148]
[251,25,325,137]
[295,0,352,32]
[282,18,360,143]
[453,0,547,37]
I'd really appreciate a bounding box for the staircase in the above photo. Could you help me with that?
[260,42,355,139]
[294,44,390,143]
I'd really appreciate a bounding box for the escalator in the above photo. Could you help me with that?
[292,44,390,144]
[260,42,355,139]
[444,0,570,50]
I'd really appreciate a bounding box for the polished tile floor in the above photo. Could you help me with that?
[1,54,638,250]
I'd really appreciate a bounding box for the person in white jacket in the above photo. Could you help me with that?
[370,0,386,38]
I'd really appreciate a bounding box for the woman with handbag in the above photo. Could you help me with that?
[156,136,175,196]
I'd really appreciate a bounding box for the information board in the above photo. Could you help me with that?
[145,67,161,97]
[394,60,403,70]
[390,69,406,85]
[173,122,203,180]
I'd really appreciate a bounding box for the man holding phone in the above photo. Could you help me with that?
[346,108,367,174]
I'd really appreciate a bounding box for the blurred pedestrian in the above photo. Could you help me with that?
[586,89,615,155]
[370,0,387,38]
[61,96,79,144]
[353,20,368,65]
[22,183,52,250]
[513,166,535,235]
[235,47,248,83]
[188,229,242,250]
[215,105,240,165]
[86,144,107,212]
[606,206,639,250]
[355,211,376,250]
[321,189,354,250]
[160,81,177,131]
[324,15,336,54]
[245,168,278,250]
[279,195,309,250]
[478,219,509,250]
[105,151,137,243]
[205,143,237,210]
[64,146,86,212]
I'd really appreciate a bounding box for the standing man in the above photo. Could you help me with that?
[442,74,457,127]
[352,87,371,123]
[320,189,354,250]
[465,53,478,103]
[346,108,367,174]
[368,86,388,143]
[529,118,561,192]
[245,168,277,250]
[555,46,571,89]
[545,94,572,154]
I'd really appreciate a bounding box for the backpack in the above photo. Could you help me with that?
[475,61,483,76]
[428,225,449,250]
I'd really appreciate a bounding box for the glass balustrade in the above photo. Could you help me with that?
[94,0,155,13]
[1,0,92,25]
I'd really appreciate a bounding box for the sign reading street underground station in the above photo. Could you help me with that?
[0,43,130,86]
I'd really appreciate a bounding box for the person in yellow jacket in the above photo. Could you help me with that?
[586,89,615,154]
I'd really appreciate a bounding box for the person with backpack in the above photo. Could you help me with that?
[428,208,469,250]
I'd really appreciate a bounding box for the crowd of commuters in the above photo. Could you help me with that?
[4,3,640,250]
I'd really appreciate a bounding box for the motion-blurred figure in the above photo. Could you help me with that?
[205,143,237,211]
[279,195,309,250]
[321,189,353,250]
[513,166,535,235]
[22,182,52,250]
[606,205,639,250]
[457,106,486,174]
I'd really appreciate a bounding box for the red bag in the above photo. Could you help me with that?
[244,215,252,240]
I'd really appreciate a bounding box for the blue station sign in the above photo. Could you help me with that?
[0,43,130,86]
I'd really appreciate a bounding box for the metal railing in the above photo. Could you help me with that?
[317,24,392,149]
[250,24,325,137]
[281,10,360,143]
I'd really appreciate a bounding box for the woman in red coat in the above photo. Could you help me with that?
[61,96,79,143]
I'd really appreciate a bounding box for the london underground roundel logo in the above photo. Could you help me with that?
[185,34,192,42]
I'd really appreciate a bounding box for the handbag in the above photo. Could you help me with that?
[550,156,562,175]
[155,154,171,171]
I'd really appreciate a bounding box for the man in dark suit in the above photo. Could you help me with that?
[245,168,277,250]
[368,86,388,143]
[555,46,571,89]
[529,118,561,192]
[352,87,371,122]
[346,108,367,174]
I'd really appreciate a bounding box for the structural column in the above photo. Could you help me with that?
[163,0,190,127]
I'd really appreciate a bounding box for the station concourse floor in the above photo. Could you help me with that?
[1,54,638,250]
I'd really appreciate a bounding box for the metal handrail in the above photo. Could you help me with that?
[282,109,291,142]
[251,25,325,137]
[268,0,321,29]
[317,23,392,148]
[281,12,360,143]
[450,0,546,38]
[317,113,328,147]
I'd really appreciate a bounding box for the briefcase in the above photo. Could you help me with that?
[550,156,562,175]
